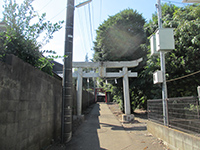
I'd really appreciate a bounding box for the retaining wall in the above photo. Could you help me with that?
[147,121,200,150]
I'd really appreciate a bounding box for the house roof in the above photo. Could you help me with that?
[52,60,63,78]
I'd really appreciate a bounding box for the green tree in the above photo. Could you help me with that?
[145,3,200,98]
[166,4,200,97]
[93,9,147,111]
[0,0,64,75]
[3,0,63,45]
[0,29,41,66]
[93,9,146,62]
[93,3,200,112]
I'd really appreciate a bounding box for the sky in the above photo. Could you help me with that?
[0,0,187,64]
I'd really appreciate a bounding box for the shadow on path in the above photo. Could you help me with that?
[65,104,106,150]
[100,122,147,131]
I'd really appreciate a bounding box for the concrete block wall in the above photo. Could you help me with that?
[82,90,95,112]
[72,88,95,115]
[0,55,62,150]
[147,121,200,150]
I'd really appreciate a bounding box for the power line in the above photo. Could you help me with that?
[88,3,94,43]
[76,8,87,54]
[162,0,186,5]
[91,1,95,35]
[100,0,102,23]
[49,7,65,21]
[75,0,92,58]
[166,70,200,83]
[39,0,53,12]
[84,5,92,49]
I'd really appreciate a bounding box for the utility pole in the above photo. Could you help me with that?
[62,0,74,143]
[156,0,168,126]
[87,78,90,106]
[93,68,96,103]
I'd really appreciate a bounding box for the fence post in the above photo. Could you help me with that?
[197,87,200,119]
[197,98,200,119]
[166,99,169,126]
[197,86,200,103]
[147,100,149,120]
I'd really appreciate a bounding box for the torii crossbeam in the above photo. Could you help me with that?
[73,58,143,122]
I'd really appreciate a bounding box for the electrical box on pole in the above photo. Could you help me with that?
[153,71,163,84]
[156,28,175,52]
[197,86,200,102]
[150,34,159,56]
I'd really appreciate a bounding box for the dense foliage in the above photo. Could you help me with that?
[93,9,146,61]
[145,3,200,98]
[0,0,64,75]
[93,4,200,112]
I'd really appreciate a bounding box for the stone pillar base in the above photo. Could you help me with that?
[122,114,134,122]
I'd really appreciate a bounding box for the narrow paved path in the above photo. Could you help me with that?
[49,103,168,150]
[66,103,135,150]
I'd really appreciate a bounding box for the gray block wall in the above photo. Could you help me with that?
[82,90,95,111]
[72,87,95,116]
[0,55,62,150]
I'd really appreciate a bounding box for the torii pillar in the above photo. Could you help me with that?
[123,67,131,115]
[76,68,83,116]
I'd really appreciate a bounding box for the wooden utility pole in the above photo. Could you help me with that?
[62,0,74,143]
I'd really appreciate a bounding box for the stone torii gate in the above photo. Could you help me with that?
[73,58,143,121]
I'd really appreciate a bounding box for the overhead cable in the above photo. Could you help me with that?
[88,3,94,43]
[100,0,102,23]
[166,70,200,83]
[84,6,92,49]
[162,0,186,5]
[39,0,53,12]
[49,7,65,21]
[77,8,87,54]
[91,2,95,32]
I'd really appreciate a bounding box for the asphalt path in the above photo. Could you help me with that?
[48,103,168,150]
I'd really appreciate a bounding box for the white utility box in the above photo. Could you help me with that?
[150,34,159,56]
[197,86,200,100]
[156,28,175,52]
[153,71,163,84]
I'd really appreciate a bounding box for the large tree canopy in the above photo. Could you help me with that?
[93,9,147,112]
[93,9,146,62]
